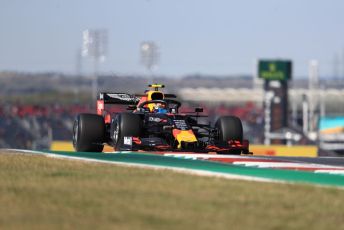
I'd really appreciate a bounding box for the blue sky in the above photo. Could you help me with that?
[1,0,344,77]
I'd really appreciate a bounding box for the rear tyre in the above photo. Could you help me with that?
[73,114,105,152]
[111,113,143,150]
[215,116,243,154]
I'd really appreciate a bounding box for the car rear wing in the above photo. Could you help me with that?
[97,92,178,124]
[97,93,140,123]
[98,92,140,105]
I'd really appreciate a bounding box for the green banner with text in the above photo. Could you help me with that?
[258,60,292,81]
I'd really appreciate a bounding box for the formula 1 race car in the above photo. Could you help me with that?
[73,84,250,154]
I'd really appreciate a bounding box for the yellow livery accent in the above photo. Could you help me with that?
[172,129,197,148]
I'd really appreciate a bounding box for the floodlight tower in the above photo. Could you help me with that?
[140,41,160,83]
[82,29,108,100]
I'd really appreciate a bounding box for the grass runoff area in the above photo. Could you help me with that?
[1,152,344,230]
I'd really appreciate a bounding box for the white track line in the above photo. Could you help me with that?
[315,170,344,175]
[232,161,344,169]
[5,149,344,188]
[164,153,253,159]
[45,153,279,183]
[4,149,281,184]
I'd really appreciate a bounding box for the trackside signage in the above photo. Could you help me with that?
[258,60,292,81]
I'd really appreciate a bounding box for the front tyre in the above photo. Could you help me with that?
[215,116,243,154]
[111,113,143,150]
[73,113,105,152]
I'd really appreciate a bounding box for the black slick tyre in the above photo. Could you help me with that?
[215,116,243,154]
[111,113,143,150]
[73,113,105,152]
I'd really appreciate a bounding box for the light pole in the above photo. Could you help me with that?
[308,60,319,133]
[82,29,108,100]
[140,41,159,84]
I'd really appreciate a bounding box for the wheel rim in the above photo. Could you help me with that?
[72,120,79,148]
[113,120,119,145]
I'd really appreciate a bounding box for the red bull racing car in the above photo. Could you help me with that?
[73,84,250,154]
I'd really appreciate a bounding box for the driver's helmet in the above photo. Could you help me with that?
[153,103,167,114]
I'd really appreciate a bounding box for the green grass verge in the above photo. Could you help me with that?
[1,152,344,230]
